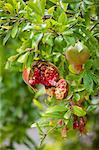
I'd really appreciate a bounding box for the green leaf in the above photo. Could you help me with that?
[11,23,18,38]
[48,6,54,14]
[73,93,80,101]
[1,26,12,30]
[42,33,54,46]
[33,99,44,110]
[62,0,81,3]
[3,32,10,45]
[49,0,59,4]
[72,105,86,117]
[42,112,63,119]
[3,3,14,14]
[87,105,97,113]
[8,54,19,62]
[17,52,29,63]
[5,61,11,70]
[84,60,93,70]
[28,0,42,16]
[46,105,68,113]
[94,59,99,70]
[83,71,93,93]
[58,12,67,25]
[35,84,46,98]
[40,0,46,15]
[64,110,71,119]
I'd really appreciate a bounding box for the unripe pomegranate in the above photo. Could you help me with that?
[55,79,68,100]
[65,42,90,65]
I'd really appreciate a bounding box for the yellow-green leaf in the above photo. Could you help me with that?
[17,52,29,63]
[11,24,18,38]
[72,105,86,116]
[1,26,12,30]
[3,3,14,14]
[8,54,19,62]
[33,99,44,110]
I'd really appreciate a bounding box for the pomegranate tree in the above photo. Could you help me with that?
[2,0,98,147]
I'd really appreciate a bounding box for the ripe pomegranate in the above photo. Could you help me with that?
[23,60,59,88]
[73,120,79,129]
[22,68,30,84]
[79,117,86,133]
[55,79,68,100]
[73,115,79,129]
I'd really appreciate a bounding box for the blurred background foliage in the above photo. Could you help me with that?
[0,39,41,149]
[0,0,99,150]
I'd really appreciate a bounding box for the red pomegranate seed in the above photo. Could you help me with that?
[73,120,79,129]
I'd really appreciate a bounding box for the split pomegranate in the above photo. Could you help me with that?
[46,87,55,97]
[28,60,59,87]
[55,79,68,100]
[22,61,69,100]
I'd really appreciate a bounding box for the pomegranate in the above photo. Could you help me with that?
[61,126,68,138]
[73,115,79,129]
[73,120,79,129]
[23,60,59,88]
[46,87,55,97]
[55,79,68,100]
[65,43,90,65]
[79,117,86,133]
[22,68,30,84]
[58,119,64,126]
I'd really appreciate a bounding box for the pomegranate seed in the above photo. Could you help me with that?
[73,120,79,129]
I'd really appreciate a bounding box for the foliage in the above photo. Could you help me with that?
[0,0,99,149]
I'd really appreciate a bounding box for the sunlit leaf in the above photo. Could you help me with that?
[46,105,68,113]
[3,3,14,14]
[17,52,29,63]
[33,99,44,110]
[8,54,19,62]
[72,105,86,116]
[3,32,10,45]
[11,23,18,38]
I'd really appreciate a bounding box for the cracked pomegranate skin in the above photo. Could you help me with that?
[55,79,68,100]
